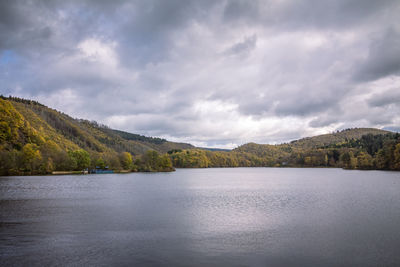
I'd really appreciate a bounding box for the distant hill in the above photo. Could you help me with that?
[233,142,290,159]
[234,128,390,153]
[198,147,231,152]
[232,128,395,165]
[289,128,390,149]
[228,128,399,170]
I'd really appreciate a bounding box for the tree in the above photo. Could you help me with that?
[0,121,11,142]
[140,150,160,171]
[103,153,121,170]
[0,150,19,175]
[349,152,358,169]
[340,151,357,169]
[304,156,312,166]
[375,149,387,169]
[56,150,77,171]
[139,150,175,172]
[159,154,174,171]
[21,143,42,172]
[357,152,373,169]
[120,152,133,170]
[42,157,54,173]
[393,143,400,170]
[68,149,91,170]
[95,157,106,169]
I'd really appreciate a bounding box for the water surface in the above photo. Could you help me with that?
[1,168,400,266]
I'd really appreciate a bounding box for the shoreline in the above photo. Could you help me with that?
[1,166,397,177]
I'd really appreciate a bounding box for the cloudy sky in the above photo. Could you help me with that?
[1,0,400,148]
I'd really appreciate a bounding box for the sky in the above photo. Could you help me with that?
[1,0,400,148]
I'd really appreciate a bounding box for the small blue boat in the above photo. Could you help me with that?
[89,166,114,174]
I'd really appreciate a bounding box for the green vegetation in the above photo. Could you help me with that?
[134,150,174,172]
[0,96,177,175]
[0,96,399,175]
[289,128,390,149]
[168,130,400,171]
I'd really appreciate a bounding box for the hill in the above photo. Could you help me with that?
[230,128,399,170]
[233,128,390,157]
[169,128,399,170]
[1,96,193,154]
[289,128,390,149]
[0,96,192,175]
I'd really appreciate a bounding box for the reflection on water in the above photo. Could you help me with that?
[1,168,400,266]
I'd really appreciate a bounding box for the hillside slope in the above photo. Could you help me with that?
[0,96,192,174]
[235,128,390,154]
[168,128,399,170]
[2,96,193,155]
[289,128,390,149]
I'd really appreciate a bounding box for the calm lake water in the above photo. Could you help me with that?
[1,168,400,266]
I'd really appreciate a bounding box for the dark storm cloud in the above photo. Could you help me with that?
[114,0,219,67]
[275,98,332,117]
[225,35,257,55]
[1,0,400,147]
[355,28,400,81]
[222,0,399,30]
[368,88,400,107]
[277,0,398,30]
[0,1,54,53]
[309,116,338,128]
[223,0,260,23]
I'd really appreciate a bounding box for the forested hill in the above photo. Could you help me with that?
[0,96,192,175]
[289,128,390,149]
[169,128,399,171]
[0,96,193,154]
[235,128,390,155]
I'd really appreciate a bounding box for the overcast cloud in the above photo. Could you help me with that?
[1,0,399,148]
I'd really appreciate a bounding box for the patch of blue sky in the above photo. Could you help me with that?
[0,50,18,65]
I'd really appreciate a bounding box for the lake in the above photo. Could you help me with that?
[1,168,400,266]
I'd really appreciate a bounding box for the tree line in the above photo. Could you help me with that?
[0,97,173,175]
[0,141,173,175]
[1,96,399,175]
[168,133,400,171]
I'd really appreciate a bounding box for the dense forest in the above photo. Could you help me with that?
[1,96,399,175]
[0,96,182,175]
[169,130,400,170]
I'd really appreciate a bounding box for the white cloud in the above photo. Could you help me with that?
[77,38,118,67]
